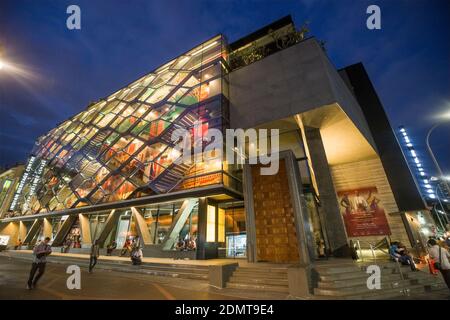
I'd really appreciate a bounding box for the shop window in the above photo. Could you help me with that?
[219,205,246,258]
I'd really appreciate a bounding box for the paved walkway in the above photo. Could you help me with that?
[0,256,241,300]
[6,249,293,268]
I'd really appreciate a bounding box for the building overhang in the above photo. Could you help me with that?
[0,184,243,223]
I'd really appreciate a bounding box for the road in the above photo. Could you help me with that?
[0,256,241,300]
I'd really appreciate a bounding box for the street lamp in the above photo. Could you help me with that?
[426,113,450,195]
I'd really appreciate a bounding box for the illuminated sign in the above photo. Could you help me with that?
[8,156,47,213]
[23,159,47,212]
[9,156,36,211]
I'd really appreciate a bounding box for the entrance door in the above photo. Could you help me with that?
[251,159,300,263]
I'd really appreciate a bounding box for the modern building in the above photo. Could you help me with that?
[0,16,437,265]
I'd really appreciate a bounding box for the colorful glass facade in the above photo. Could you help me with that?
[10,35,238,216]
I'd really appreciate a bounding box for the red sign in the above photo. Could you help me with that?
[337,187,391,237]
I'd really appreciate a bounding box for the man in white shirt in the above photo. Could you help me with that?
[27,237,52,289]
[427,239,450,290]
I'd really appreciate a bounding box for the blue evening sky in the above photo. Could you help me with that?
[0,0,449,176]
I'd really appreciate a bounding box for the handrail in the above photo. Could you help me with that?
[354,236,391,262]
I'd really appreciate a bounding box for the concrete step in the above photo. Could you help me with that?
[234,266,288,273]
[342,282,447,300]
[226,282,289,293]
[318,272,441,289]
[314,277,444,297]
[315,262,402,275]
[232,269,288,278]
[319,268,427,282]
[318,274,442,291]
[228,275,289,286]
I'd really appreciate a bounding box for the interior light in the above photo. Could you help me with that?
[192,41,218,56]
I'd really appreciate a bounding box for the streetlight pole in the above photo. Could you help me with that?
[435,184,449,228]
[426,122,450,195]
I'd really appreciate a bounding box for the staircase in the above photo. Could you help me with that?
[80,129,111,161]
[313,261,446,300]
[150,162,193,193]
[224,266,290,298]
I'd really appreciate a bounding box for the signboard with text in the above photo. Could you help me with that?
[337,186,391,237]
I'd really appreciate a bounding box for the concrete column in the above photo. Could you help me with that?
[78,214,92,248]
[303,126,348,255]
[196,197,208,260]
[131,207,153,245]
[283,150,316,265]
[242,164,257,262]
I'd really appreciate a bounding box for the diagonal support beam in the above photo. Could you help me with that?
[97,209,120,247]
[162,199,197,250]
[52,215,77,247]
[131,207,153,245]
[23,219,42,244]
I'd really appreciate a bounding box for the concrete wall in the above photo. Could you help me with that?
[229,37,376,152]
[330,157,410,246]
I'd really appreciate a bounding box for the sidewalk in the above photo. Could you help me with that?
[6,249,236,266]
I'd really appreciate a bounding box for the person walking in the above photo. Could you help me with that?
[89,239,100,273]
[427,239,450,290]
[27,237,52,290]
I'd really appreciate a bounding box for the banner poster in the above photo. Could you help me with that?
[337,186,391,237]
